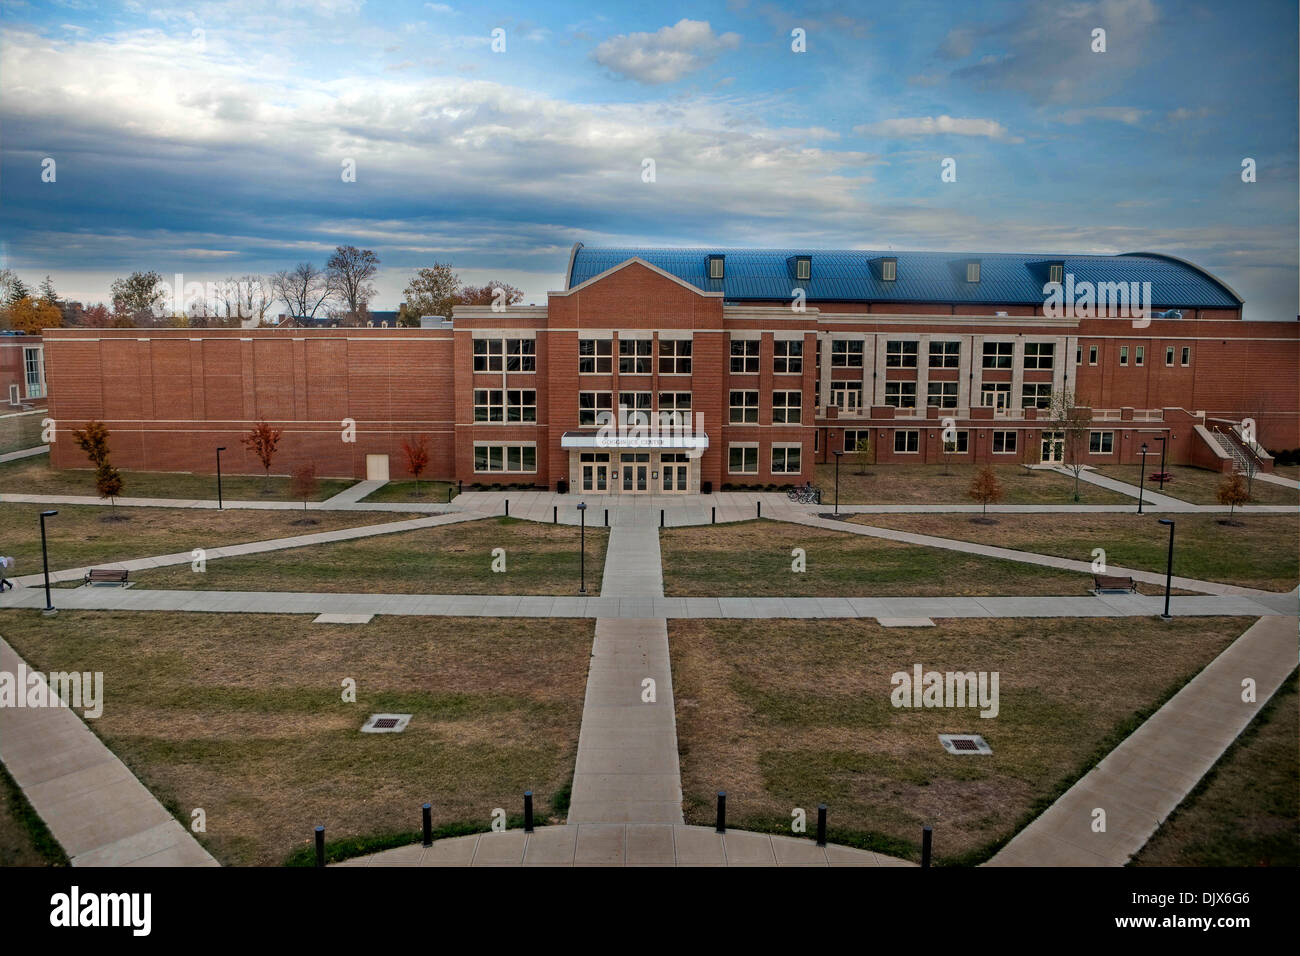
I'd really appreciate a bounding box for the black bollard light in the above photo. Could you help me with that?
[660,509,664,528]
[314,825,326,867]
[553,505,558,524]
[816,804,827,846]
[1158,518,1175,620]
[715,791,727,833]
[757,500,761,519]
[422,803,433,847]
[921,825,933,868]
[711,506,716,524]
[1138,442,1148,515]
[39,510,57,616]
[216,446,226,510]
[505,498,509,517]
[523,791,534,833]
[577,502,588,594]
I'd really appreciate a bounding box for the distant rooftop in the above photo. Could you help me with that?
[566,245,1242,309]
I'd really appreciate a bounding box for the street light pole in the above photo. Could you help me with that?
[1138,443,1148,515]
[577,502,587,594]
[833,449,844,516]
[216,446,227,510]
[1158,518,1175,621]
[39,510,57,616]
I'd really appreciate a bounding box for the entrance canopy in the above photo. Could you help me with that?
[561,430,709,452]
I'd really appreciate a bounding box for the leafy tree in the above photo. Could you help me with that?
[402,435,431,496]
[80,303,114,328]
[968,465,1003,516]
[326,246,380,322]
[95,462,124,513]
[853,436,871,475]
[241,421,283,490]
[457,282,526,308]
[290,463,318,512]
[110,271,165,317]
[72,420,112,468]
[1217,472,1249,520]
[6,296,63,334]
[402,264,460,324]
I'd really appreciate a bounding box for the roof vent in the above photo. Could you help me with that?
[708,255,725,280]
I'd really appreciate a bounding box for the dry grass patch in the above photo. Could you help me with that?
[661,519,1114,597]
[670,616,1250,864]
[0,503,402,578]
[136,517,608,596]
[1092,464,1298,507]
[855,513,1299,592]
[815,463,1130,505]
[0,610,593,866]
[0,412,46,456]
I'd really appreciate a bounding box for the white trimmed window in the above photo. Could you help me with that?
[1135,345,1144,367]
[943,430,969,453]
[893,430,919,453]
[929,341,960,368]
[729,389,759,424]
[728,444,758,474]
[884,381,917,409]
[506,339,536,372]
[1021,383,1052,409]
[658,392,692,426]
[772,390,802,424]
[774,339,803,374]
[1089,431,1115,454]
[474,444,537,473]
[844,429,870,453]
[830,339,864,367]
[658,338,692,375]
[473,388,503,422]
[830,382,862,412]
[579,338,611,374]
[1089,345,1098,365]
[927,382,958,408]
[473,338,503,372]
[506,389,536,422]
[1023,342,1054,369]
[619,391,652,424]
[730,339,760,373]
[980,383,1011,407]
[982,341,1013,369]
[619,337,652,374]
[966,260,981,283]
[885,340,918,368]
[771,444,801,473]
[992,430,1017,454]
[578,391,612,427]
[1119,346,1129,366]
[1165,346,1175,366]
[1181,346,1191,366]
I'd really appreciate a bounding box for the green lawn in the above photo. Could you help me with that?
[0,502,402,577]
[815,462,1132,506]
[659,519,1153,596]
[360,479,457,503]
[0,610,593,866]
[855,513,1299,592]
[137,516,609,595]
[1093,464,1298,506]
[0,760,68,866]
[670,616,1250,865]
[1134,672,1298,867]
[0,411,46,456]
[0,457,357,502]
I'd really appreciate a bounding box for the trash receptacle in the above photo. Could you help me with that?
[701,480,713,495]
[557,478,568,494]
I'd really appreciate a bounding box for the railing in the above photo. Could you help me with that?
[1212,425,1251,474]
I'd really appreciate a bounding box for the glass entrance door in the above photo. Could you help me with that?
[620,453,649,492]
[1040,431,1065,463]
[582,463,608,491]
[660,453,689,492]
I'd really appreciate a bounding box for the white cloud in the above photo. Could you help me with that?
[854,115,1022,143]
[591,19,741,84]
[1057,106,1148,125]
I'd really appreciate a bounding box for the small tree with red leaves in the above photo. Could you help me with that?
[968,465,1003,517]
[402,435,431,496]
[242,421,283,491]
[291,462,318,514]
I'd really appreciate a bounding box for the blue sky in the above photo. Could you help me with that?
[0,0,1296,318]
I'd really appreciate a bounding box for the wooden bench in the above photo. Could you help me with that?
[84,568,129,586]
[1093,574,1137,594]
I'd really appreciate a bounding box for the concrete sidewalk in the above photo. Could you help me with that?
[0,636,218,866]
[1256,471,1300,490]
[988,615,1298,866]
[0,445,49,464]
[318,478,387,506]
[344,824,913,866]
[0,490,451,514]
[1050,465,1190,509]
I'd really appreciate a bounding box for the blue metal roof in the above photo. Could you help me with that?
[567,245,1241,309]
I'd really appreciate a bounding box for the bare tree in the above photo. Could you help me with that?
[272,263,335,321]
[326,246,379,322]
[234,274,273,325]
[1049,390,1092,502]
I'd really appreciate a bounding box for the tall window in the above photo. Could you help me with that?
[1023,342,1054,369]
[618,391,652,424]
[774,339,803,374]
[980,383,1011,407]
[1135,345,1144,367]
[1181,346,1191,366]
[1089,431,1115,454]
[1088,345,1098,365]
[729,390,759,423]
[505,339,536,372]
[658,338,692,374]
[830,382,863,412]
[578,391,612,426]
[23,347,43,398]
[830,339,864,367]
[991,431,1017,453]
[1119,346,1129,366]
[884,381,917,409]
[473,338,503,372]
[1165,346,1175,366]
[473,388,503,422]
[893,430,919,453]
[619,337,652,374]
[929,341,960,368]
[730,339,760,373]
[658,392,692,426]
[579,338,611,374]
[885,340,918,368]
[771,445,801,473]
[927,382,958,408]
[1021,383,1052,409]
[728,445,758,474]
[772,391,802,423]
[982,341,1013,369]
[506,389,536,422]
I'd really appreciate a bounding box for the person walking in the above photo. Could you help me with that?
[0,556,13,591]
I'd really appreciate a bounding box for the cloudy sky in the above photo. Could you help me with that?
[1,0,1296,318]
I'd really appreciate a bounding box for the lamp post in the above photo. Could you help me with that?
[39,510,57,616]
[833,449,844,516]
[1154,435,1168,490]
[1138,443,1148,515]
[216,446,227,510]
[576,501,587,594]
[1157,518,1175,621]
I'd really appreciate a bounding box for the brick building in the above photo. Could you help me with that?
[0,333,48,409]
[44,245,1299,489]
